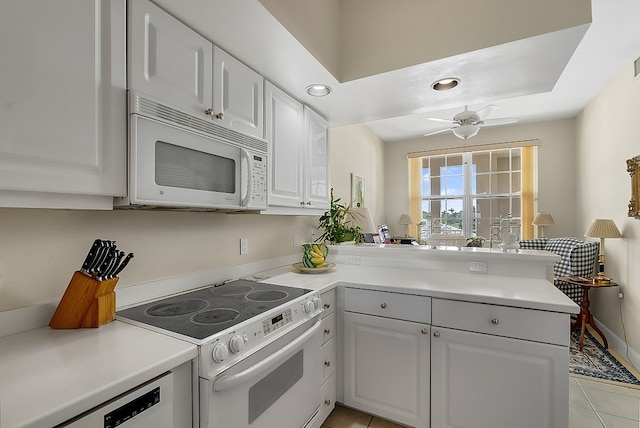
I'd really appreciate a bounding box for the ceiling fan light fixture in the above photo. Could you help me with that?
[431,77,460,91]
[306,84,332,97]
[452,125,480,139]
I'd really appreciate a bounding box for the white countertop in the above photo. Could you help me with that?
[0,321,197,428]
[261,264,579,314]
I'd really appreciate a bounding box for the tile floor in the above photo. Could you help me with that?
[322,376,640,428]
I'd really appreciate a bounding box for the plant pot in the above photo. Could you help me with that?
[336,232,355,243]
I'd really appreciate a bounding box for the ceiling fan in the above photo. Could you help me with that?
[424,105,519,140]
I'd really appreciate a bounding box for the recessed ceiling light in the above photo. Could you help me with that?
[306,84,332,97]
[432,77,460,91]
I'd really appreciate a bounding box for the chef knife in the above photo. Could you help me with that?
[80,239,102,275]
[87,240,110,276]
[112,252,134,277]
[97,246,118,281]
[105,250,125,279]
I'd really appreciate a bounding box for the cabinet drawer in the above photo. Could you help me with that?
[321,337,336,383]
[344,287,431,324]
[321,312,335,344]
[320,289,336,317]
[432,299,569,346]
[319,373,336,425]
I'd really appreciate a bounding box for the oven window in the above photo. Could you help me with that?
[155,141,236,193]
[248,350,303,424]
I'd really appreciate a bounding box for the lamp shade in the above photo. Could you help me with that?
[585,219,622,238]
[532,212,555,226]
[452,125,480,140]
[351,207,377,234]
[398,214,414,225]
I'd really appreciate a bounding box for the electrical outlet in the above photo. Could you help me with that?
[240,238,248,255]
[346,255,362,265]
[469,261,488,273]
[619,292,624,299]
[293,234,301,247]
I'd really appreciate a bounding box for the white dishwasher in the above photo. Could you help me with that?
[58,372,174,428]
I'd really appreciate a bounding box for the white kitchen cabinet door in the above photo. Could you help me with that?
[431,327,568,428]
[265,82,305,208]
[0,0,126,206]
[344,312,430,428]
[129,0,212,118]
[303,107,330,209]
[212,46,264,139]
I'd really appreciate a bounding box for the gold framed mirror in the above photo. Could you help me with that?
[627,155,640,218]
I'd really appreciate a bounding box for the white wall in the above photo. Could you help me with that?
[329,124,386,226]
[382,119,578,238]
[0,208,317,312]
[576,61,640,352]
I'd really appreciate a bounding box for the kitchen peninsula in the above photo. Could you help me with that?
[0,245,577,428]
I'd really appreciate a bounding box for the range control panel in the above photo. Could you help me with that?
[262,309,293,335]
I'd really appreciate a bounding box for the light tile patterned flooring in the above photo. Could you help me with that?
[324,378,640,428]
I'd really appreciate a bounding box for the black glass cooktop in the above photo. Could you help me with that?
[116,279,310,340]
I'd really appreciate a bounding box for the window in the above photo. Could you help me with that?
[409,144,536,242]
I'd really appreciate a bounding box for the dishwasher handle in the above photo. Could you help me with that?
[213,319,321,392]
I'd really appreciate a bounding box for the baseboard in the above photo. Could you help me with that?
[594,317,640,373]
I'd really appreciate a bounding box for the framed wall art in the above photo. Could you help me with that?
[351,173,365,208]
[627,155,640,218]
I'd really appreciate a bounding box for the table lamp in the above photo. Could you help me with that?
[584,218,622,282]
[532,212,555,237]
[398,214,414,237]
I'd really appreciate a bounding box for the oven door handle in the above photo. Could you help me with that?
[213,318,321,392]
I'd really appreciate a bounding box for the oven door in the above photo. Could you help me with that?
[201,316,322,428]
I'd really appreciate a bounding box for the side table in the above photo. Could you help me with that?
[559,276,618,351]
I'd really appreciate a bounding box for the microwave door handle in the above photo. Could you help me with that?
[240,149,252,207]
[213,319,321,392]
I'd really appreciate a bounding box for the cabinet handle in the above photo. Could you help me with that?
[380,303,387,309]
[215,112,224,120]
[491,318,500,325]
[324,329,331,335]
[433,331,440,338]
[325,399,332,406]
[306,201,312,205]
[421,328,428,335]
[325,360,331,367]
[300,201,306,206]
[323,303,331,309]
[205,108,214,116]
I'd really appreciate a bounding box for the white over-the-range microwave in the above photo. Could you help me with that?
[114,91,268,212]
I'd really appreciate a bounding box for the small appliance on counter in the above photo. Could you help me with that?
[49,239,134,329]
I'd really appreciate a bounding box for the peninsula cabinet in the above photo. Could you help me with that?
[430,299,568,428]
[129,0,264,139]
[343,288,431,428]
[0,0,126,209]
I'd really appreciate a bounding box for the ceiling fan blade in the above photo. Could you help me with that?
[474,104,498,120]
[426,117,456,124]
[479,117,519,127]
[424,127,454,137]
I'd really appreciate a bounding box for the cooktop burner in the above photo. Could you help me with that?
[116,279,310,340]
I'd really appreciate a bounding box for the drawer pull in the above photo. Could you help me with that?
[433,331,440,338]
[325,360,331,367]
[324,303,331,309]
[325,399,332,406]
[380,303,387,309]
[421,328,428,335]
[324,329,331,335]
[491,318,500,325]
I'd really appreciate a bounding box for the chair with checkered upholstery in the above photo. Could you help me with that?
[519,237,599,304]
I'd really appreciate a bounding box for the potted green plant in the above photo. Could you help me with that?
[466,236,486,247]
[317,188,362,244]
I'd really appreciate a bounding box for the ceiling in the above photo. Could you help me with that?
[153,0,640,142]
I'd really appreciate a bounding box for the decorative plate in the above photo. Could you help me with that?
[292,262,335,273]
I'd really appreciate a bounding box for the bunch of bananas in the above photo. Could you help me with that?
[302,243,329,268]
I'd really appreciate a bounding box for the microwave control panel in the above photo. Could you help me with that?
[248,154,267,208]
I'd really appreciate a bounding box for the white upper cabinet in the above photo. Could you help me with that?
[304,106,330,209]
[129,0,213,117]
[265,82,330,211]
[212,47,264,139]
[129,0,263,139]
[0,0,126,208]
[265,82,305,208]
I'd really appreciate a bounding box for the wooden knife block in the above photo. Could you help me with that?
[49,271,118,329]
